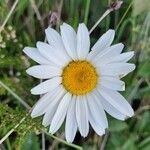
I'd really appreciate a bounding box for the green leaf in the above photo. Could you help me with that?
[139,136,150,150]
[20,133,40,150]
[109,119,128,132]
[122,134,137,150]
[139,62,150,78]
[135,112,150,132]
[106,133,126,150]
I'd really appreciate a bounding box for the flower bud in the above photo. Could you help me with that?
[48,12,59,27]
[109,0,123,10]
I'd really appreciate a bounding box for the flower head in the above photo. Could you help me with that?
[23,23,135,142]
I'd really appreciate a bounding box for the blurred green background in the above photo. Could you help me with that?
[0,0,150,149]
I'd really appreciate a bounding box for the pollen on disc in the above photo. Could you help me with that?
[62,60,98,95]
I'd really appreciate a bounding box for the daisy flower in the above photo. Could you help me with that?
[23,23,135,142]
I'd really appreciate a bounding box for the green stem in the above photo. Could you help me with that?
[84,0,91,25]
[0,80,31,110]
[43,130,83,150]
[116,0,133,31]
[6,139,11,150]
[5,130,12,150]
[0,113,30,144]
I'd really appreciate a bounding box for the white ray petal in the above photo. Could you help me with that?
[45,27,71,61]
[45,27,63,48]
[77,23,90,59]
[87,30,115,60]
[26,65,62,79]
[37,42,70,66]
[60,23,77,60]
[76,96,89,137]
[97,63,135,77]
[23,47,51,65]
[31,77,61,95]
[96,91,127,120]
[102,51,134,64]
[87,92,108,128]
[99,76,125,91]
[88,111,105,136]
[65,96,77,143]
[42,87,66,126]
[86,93,106,136]
[93,43,124,65]
[97,86,134,117]
[31,85,62,118]
[50,92,72,134]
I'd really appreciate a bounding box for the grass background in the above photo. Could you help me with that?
[0,0,150,149]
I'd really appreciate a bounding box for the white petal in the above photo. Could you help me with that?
[87,30,115,60]
[65,96,77,143]
[77,23,90,59]
[93,43,124,65]
[87,92,108,128]
[45,27,71,61]
[88,111,105,136]
[97,91,126,120]
[97,86,134,117]
[45,27,63,48]
[50,92,72,134]
[37,42,70,66]
[26,65,62,79]
[98,63,135,77]
[60,23,77,59]
[23,47,51,65]
[42,87,66,126]
[31,77,61,95]
[99,76,125,91]
[31,85,62,118]
[102,51,134,64]
[76,96,89,137]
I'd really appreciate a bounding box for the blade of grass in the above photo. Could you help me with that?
[30,0,44,31]
[0,113,30,144]
[0,0,19,33]
[4,129,11,150]
[0,80,31,110]
[115,0,133,31]
[84,0,91,25]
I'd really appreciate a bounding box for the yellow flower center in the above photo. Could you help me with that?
[62,60,98,95]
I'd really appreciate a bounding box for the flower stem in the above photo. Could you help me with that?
[89,9,113,34]
[42,132,46,150]
[43,130,83,150]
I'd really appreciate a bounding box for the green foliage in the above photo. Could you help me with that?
[20,133,40,150]
[108,119,128,132]
[133,0,150,16]
[139,62,150,78]
[0,104,42,149]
